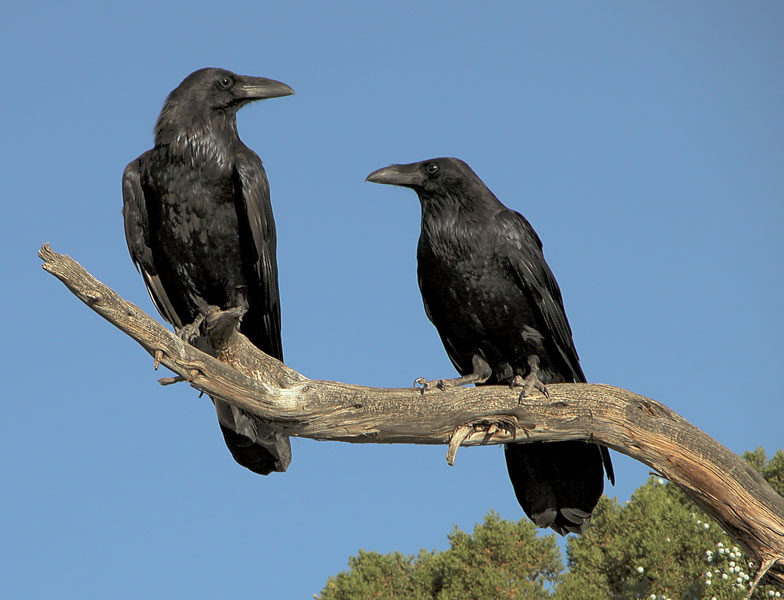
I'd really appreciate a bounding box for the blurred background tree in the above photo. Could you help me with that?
[318,449,784,600]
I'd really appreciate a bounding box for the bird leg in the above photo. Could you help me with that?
[414,355,492,394]
[176,313,206,344]
[510,355,550,400]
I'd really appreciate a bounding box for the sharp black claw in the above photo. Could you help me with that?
[510,355,549,401]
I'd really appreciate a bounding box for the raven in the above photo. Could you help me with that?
[366,157,614,534]
[123,68,293,475]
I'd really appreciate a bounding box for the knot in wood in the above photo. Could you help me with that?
[635,399,671,420]
[84,290,103,305]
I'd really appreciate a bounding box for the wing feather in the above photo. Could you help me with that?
[496,209,586,383]
[122,157,183,329]
[233,151,283,361]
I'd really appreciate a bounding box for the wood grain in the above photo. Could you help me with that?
[39,243,784,588]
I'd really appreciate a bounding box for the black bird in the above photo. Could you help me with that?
[366,157,614,534]
[123,68,294,475]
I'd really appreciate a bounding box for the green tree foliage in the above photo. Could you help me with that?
[555,477,779,599]
[318,450,784,600]
[743,448,784,496]
[318,513,562,600]
[558,450,783,599]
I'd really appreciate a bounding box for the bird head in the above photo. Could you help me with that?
[154,68,294,143]
[366,157,494,209]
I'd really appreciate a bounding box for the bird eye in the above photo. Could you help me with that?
[426,163,439,175]
[217,76,233,90]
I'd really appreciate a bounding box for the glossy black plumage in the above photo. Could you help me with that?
[367,157,614,534]
[123,67,293,474]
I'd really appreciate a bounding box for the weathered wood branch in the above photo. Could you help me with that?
[39,243,784,587]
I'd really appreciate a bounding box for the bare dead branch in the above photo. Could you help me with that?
[38,243,784,586]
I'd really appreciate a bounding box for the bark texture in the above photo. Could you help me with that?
[39,243,784,587]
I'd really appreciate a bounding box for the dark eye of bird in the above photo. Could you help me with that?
[426,163,439,175]
[217,76,233,90]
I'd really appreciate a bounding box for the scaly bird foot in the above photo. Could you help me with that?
[414,377,441,394]
[510,355,550,400]
[414,355,492,395]
[414,376,467,395]
[177,313,206,344]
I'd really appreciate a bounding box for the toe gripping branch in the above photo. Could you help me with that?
[155,305,246,385]
[510,355,550,400]
[414,355,493,395]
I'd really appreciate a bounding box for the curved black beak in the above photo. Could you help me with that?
[236,76,295,100]
[366,162,423,187]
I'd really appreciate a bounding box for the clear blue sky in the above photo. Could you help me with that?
[2,2,782,598]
